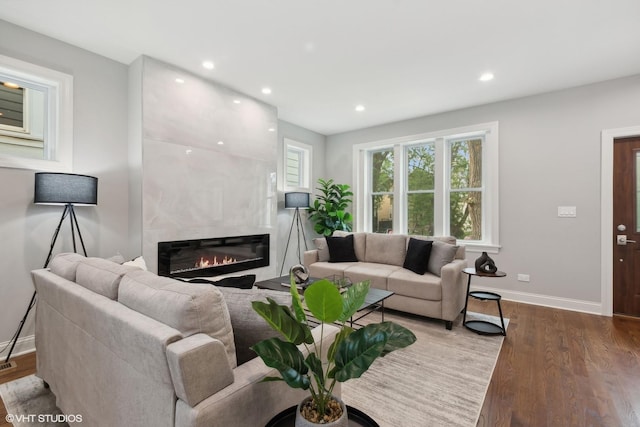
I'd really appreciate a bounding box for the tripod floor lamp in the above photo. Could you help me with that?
[279,192,310,276]
[3,172,98,366]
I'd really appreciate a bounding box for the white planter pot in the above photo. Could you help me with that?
[295,395,348,427]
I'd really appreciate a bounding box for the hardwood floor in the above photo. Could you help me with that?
[474,299,640,427]
[0,302,638,427]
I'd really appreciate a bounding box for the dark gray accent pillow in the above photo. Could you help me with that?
[427,241,459,277]
[326,234,358,263]
[403,238,433,275]
[182,274,256,289]
[216,287,290,365]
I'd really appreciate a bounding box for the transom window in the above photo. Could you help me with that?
[354,122,499,252]
[284,138,312,192]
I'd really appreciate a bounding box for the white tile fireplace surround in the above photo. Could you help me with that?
[132,57,278,280]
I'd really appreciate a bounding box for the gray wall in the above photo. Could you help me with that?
[0,20,130,353]
[277,120,326,275]
[326,74,640,313]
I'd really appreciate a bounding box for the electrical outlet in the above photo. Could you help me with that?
[517,274,530,282]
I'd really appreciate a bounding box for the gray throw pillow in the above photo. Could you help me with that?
[314,237,330,262]
[216,287,290,365]
[427,240,459,277]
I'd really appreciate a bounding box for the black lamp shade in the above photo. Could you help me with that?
[34,172,98,205]
[285,192,309,209]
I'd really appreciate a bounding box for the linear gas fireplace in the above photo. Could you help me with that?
[158,234,270,278]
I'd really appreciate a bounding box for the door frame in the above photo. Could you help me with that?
[601,125,640,316]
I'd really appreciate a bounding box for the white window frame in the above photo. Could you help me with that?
[353,121,500,253]
[284,138,312,192]
[0,54,73,172]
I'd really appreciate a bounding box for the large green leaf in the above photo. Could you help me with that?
[366,322,417,356]
[289,274,307,324]
[327,325,354,362]
[305,352,324,387]
[251,338,310,389]
[252,298,312,345]
[304,280,343,323]
[338,280,370,323]
[331,325,387,382]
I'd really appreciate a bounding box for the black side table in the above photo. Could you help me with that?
[462,267,507,336]
[266,405,379,427]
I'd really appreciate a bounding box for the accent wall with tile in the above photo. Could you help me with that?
[130,56,278,279]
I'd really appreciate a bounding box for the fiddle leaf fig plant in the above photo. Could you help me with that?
[251,277,416,423]
[307,178,354,236]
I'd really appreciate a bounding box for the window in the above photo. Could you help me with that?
[284,138,312,191]
[354,122,499,252]
[0,54,73,172]
[371,149,394,233]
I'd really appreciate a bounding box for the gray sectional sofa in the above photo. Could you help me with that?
[304,231,467,329]
[32,253,339,427]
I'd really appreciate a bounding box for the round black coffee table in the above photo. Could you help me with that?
[265,405,379,427]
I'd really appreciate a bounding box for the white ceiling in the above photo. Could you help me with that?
[2,0,640,135]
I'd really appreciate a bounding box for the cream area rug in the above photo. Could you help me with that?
[342,311,507,427]
[0,375,67,426]
[0,312,505,427]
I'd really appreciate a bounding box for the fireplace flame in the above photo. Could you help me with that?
[195,255,237,268]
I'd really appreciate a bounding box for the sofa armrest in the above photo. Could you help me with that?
[166,334,234,407]
[174,324,340,427]
[303,249,319,269]
[440,259,467,322]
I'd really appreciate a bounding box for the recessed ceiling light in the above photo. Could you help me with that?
[175,78,185,84]
[262,87,272,95]
[355,105,365,112]
[185,148,193,154]
[202,61,215,70]
[233,99,241,104]
[479,72,494,82]
[217,141,224,145]
[0,112,3,116]
[268,128,276,132]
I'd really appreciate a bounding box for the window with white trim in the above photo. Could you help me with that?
[0,54,73,172]
[354,122,499,251]
[284,138,312,191]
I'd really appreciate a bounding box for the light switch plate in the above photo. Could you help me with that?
[558,206,577,217]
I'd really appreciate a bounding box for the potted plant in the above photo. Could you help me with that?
[251,277,416,425]
[307,178,354,236]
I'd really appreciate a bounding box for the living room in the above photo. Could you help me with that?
[1,2,639,426]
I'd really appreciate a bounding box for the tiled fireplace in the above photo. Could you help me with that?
[158,234,270,278]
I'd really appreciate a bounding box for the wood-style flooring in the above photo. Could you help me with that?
[0,300,638,427]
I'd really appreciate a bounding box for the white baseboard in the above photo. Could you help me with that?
[0,334,36,359]
[469,285,603,315]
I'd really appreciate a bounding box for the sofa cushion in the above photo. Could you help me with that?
[341,262,403,290]
[118,270,237,368]
[326,234,358,262]
[403,238,433,275]
[428,241,459,277]
[365,233,407,266]
[333,231,366,260]
[313,238,330,262]
[388,269,442,300]
[216,287,291,365]
[75,257,139,300]
[308,261,359,280]
[48,252,86,282]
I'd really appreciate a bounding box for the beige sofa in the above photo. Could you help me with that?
[32,253,339,427]
[304,232,467,329]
